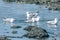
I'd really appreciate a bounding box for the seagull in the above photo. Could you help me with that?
[25,11,40,23]
[3,18,15,23]
[47,18,58,25]
[35,16,40,22]
[25,11,31,22]
[25,16,40,23]
[31,17,35,22]
[26,11,30,20]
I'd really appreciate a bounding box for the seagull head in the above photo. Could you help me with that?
[55,18,58,21]
[26,11,29,14]
[37,16,40,19]
[55,18,58,23]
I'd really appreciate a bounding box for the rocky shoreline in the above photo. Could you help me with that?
[48,2,60,10]
[0,26,49,40]
[3,0,60,10]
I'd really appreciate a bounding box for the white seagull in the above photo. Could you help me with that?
[25,11,40,23]
[31,17,35,22]
[26,11,30,20]
[27,16,40,22]
[47,18,58,25]
[25,16,40,23]
[3,18,15,23]
[25,11,31,22]
[35,16,40,22]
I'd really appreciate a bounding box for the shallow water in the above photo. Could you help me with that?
[0,0,60,40]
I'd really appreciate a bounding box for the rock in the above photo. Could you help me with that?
[6,36,23,38]
[6,32,9,33]
[23,26,49,39]
[24,26,36,31]
[3,0,16,2]
[11,25,21,29]
[0,35,10,40]
[54,8,60,10]
[12,31,17,34]
[48,7,52,10]
[36,2,40,5]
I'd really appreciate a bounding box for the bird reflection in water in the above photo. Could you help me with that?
[47,24,57,40]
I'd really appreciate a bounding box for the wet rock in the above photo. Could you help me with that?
[54,8,60,10]
[24,26,47,32]
[36,2,40,5]
[24,26,36,31]
[48,7,60,11]
[6,32,9,33]
[0,35,11,40]
[23,26,49,39]
[6,36,23,38]
[12,31,17,34]
[48,7,52,10]
[3,0,16,2]
[11,25,21,29]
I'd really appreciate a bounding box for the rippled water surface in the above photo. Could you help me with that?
[0,0,60,40]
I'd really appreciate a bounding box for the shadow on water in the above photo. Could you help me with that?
[47,23,58,40]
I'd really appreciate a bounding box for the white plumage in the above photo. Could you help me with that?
[3,18,15,23]
[25,16,40,23]
[47,18,58,25]
[25,11,40,23]
[26,12,30,20]
[34,16,40,22]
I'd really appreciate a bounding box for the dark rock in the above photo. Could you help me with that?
[23,26,49,39]
[24,26,36,31]
[6,36,23,38]
[54,8,60,10]
[12,31,17,34]
[3,0,16,2]
[48,7,52,10]
[0,35,10,40]
[36,2,40,5]
[6,32,9,33]
[11,25,21,29]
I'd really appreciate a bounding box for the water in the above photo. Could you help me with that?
[0,0,60,40]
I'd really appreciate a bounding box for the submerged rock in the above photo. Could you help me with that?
[23,26,49,39]
[3,0,16,2]
[0,35,11,40]
[48,7,52,10]
[12,31,17,34]
[11,25,21,29]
